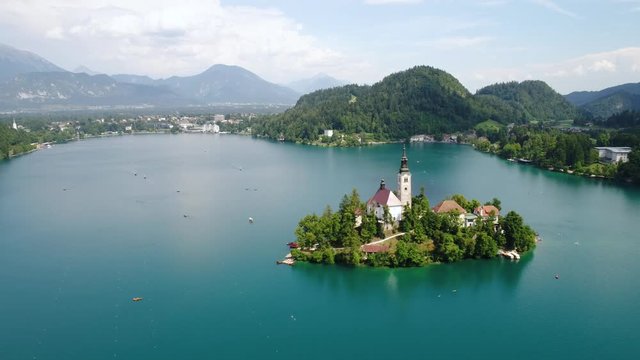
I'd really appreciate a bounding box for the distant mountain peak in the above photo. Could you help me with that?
[0,43,66,81]
[287,73,347,94]
[73,65,101,76]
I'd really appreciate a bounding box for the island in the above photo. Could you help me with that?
[286,146,537,267]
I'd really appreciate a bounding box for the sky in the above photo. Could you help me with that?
[0,0,639,94]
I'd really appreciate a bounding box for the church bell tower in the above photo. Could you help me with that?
[397,145,412,207]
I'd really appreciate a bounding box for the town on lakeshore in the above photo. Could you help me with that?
[281,146,537,267]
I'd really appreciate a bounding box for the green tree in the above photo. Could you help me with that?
[337,246,363,266]
[294,214,322,248]
[474,232,498,258]
[359,213,378,242]
[486,197,502,211]
[395,240,425,267]
[500,211,536,252]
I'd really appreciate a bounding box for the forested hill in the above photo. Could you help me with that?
[474,80,578,123]
[251,66,578,143]
[564,82,640,119]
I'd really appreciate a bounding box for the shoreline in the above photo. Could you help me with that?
[4,131,635,186]
[471,146,624,183]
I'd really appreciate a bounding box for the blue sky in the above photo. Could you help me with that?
[0,0,638,93]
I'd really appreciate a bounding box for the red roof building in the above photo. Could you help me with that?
[361,244,390,253]
[473,205,500,224]
[474,205,500,217]
[432,200,467,214]
[366,179,404,222]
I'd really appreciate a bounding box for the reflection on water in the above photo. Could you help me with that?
[292,252,533,299]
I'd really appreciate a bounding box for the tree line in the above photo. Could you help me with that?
[0,123,75,160]
[473,124,640,183]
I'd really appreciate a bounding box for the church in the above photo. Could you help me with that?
[366,146,412,224]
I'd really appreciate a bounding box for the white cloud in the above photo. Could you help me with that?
[364,0,422,4]
[0,0,369,83]
[468,47,640,93]
[589,59,616,72]
[531,0,578,18]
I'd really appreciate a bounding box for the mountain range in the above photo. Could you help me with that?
[564,83,640,119]
[1,42,639,119]
[0,44,348,111]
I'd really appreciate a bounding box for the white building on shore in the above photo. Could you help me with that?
[203,123,220,133]
[595,147,632,163]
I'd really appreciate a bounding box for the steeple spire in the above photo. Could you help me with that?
[399,144,409,173]
[397,145,412,208]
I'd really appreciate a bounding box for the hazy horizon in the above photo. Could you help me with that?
[1,0,639,93]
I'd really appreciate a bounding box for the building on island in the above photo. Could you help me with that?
[474,205,500,224]
[397,145,412,207]
[431,200,501,228]
[362,244,390,254]
[366,179,404,223]
[594,147,632,163]
[364,146,501,230]
[367,146,412,224]
[432,199,467,226]
[463,213,478,228]
[323,129,334,137]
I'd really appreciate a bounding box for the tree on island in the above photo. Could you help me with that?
[291,189,536,267]
[293,188,377,251]
[500,211,536,252]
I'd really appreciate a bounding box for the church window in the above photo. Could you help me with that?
[404,178,408,183]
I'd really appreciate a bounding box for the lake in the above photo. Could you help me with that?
[1,134,639,359]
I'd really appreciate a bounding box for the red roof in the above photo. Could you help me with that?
[367,188,402,207]
[432,200,467,214]
[474,205,500,217]
[362,244,390,253]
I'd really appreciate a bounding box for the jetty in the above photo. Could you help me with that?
[498,249,520,260]
[277,253,295,266]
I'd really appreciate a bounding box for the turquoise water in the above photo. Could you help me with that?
[1,134,639,359]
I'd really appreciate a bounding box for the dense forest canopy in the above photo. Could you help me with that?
[251,66,579,143]
[475,80,579,122]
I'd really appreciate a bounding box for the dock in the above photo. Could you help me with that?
[277,252,295,266]
[498,249,520,260]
